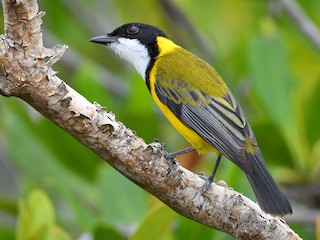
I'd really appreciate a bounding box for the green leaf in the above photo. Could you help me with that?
[0,197,18,216]
[52,226,72,240]
[93,221,126,240]
[175,215,215,240]
[96,167,149,223]
[250,122,292,167]
[310,139,320,179]
[130,204,176,240]
[0,227,15,240]
[247,18,306,170]
[17,189,54,240]
[16,189,72,240]
[304,78,320,148]
[71,61,113,106]
[248,22,294,133]
[1,99,99,229]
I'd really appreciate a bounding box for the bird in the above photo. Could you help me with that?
[90,23,292,216]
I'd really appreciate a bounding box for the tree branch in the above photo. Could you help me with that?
[0,0,301,239]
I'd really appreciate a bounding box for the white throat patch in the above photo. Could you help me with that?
[108,38,150,80]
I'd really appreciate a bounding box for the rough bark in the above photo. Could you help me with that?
[0,0,301,239]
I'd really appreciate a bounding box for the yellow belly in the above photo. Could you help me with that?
[147,36,221,154]
[151,92,217,154]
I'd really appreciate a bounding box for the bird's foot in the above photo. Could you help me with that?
[200,154,222,193]
[161,143,178,175]
[163,144,196,175]
[164,154,178,175]
[198,172,207,180]
[200,174,215,194]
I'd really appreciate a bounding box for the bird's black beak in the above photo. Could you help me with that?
[90,35,118,45]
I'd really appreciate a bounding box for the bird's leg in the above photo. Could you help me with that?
[165,146,196,159]
[164,146,196,174]
[202,154,222,193]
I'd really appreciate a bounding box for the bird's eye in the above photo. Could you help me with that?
[127,25,139,34]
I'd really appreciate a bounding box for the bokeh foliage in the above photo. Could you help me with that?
[0,0,319,239]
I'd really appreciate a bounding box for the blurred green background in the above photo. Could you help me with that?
[0,0,320,239]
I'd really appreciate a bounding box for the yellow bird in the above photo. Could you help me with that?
[91,23,292,216]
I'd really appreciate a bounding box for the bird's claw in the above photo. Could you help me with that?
[161,142,178,175]
[165,156,177,175]
[198,172,207,180]
[200,174,215,194]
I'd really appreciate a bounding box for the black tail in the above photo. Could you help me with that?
[245,152,292,216]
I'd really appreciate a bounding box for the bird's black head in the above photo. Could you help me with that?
[109,23,167,45]
[90,23,167,48]
[90,23,169,79]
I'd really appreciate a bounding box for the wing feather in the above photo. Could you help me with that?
[154,80,257,171]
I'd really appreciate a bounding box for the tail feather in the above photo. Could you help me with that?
[245,152,292,216]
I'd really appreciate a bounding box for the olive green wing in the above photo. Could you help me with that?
[154,77,257,172]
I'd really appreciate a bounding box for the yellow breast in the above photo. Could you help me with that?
[148,37,218,153]
[151,91,214,153]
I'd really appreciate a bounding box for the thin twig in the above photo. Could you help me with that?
[279,0,320,49]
